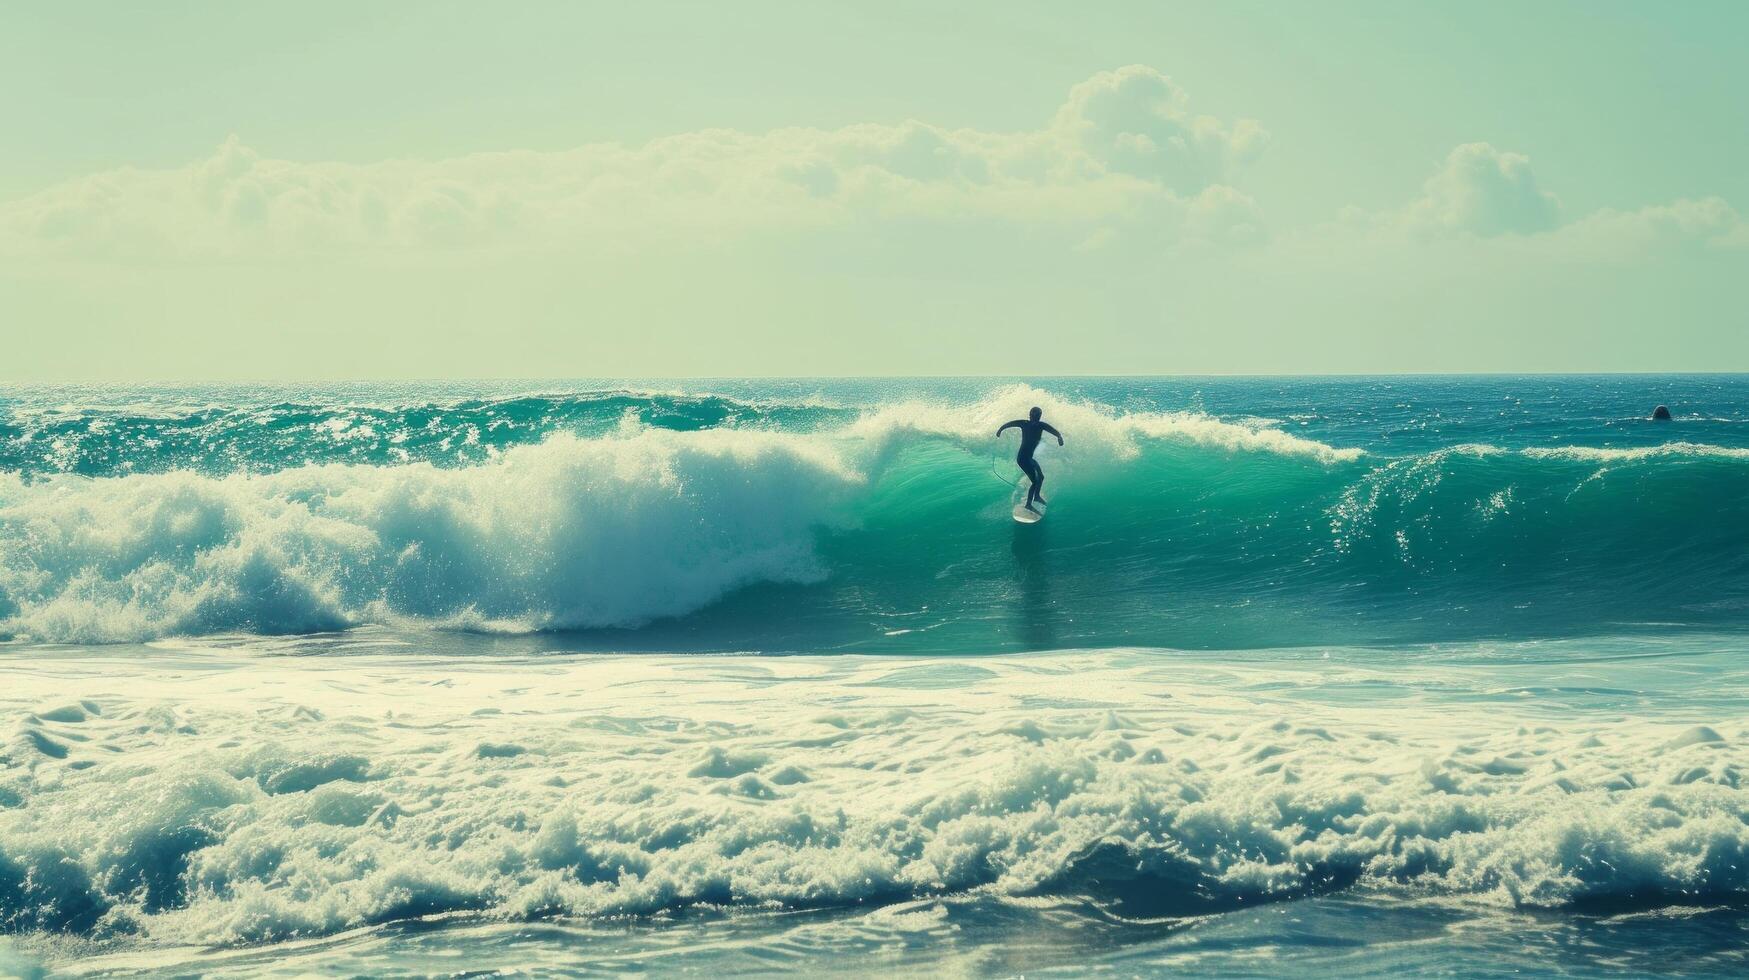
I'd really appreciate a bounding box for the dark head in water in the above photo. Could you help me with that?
[1653,405,1672,421]
[1029,406,1042,421]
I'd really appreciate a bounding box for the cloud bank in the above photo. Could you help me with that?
[3,66,1739,268]
[1,66,1270,261]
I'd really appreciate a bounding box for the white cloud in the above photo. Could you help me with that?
[1343,142,1562,239]
[0,67,1268,262]
[1338,141,1743,256]
[1051,65,1268,189]
[1406,142,1560,237]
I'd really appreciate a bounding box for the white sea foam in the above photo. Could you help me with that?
[0,426,866,643]
[1522,440,1749,462]
[1,644,1743,958]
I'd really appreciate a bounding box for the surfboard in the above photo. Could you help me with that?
[1012,499,1046,524]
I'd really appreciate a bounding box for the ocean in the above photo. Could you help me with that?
[1,376,1745,977]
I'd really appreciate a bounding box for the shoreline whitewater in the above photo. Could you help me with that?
[3,634,1747,976]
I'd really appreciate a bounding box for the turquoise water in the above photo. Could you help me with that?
[1,376,1746,976]
[3,376,1746,651]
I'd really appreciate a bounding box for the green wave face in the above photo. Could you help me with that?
[728,436,1749,652]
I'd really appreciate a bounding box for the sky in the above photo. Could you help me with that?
[2,0,1746,380]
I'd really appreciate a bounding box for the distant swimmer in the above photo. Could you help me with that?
[997,407,1063,512]
[1652,405,1673,421]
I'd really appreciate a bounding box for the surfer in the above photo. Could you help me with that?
[997,408,1063,512]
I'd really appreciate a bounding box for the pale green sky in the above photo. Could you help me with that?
[3,1,1746,380]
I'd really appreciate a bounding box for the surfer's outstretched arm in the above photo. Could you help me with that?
[997,420,1027,436]
[1041,423,1063,445]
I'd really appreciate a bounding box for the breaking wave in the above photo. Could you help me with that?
[1,653,1745,948]
[1,386,1746,648]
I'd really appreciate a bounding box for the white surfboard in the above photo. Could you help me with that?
[1012,498,1046,524]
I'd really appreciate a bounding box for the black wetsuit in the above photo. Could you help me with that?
[997,418,1062,507]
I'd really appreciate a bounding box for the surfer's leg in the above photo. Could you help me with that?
[1030,462,1046,505]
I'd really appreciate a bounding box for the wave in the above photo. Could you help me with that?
[2,652,1745,948]
[1,386,1746,647]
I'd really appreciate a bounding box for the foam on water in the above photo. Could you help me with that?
[0,423,864,643]
[0,641,1744,972]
